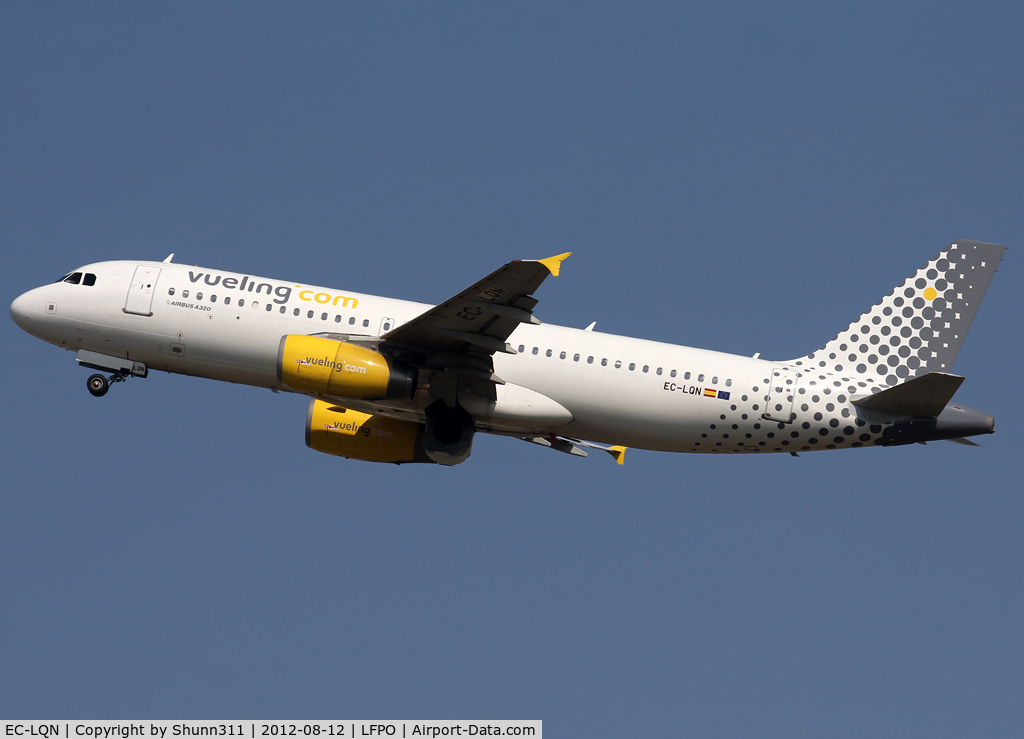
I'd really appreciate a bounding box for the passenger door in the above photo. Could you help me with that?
[124,265,161,316]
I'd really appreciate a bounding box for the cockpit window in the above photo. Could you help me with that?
[61,272,82,284]
[83,273,96,286]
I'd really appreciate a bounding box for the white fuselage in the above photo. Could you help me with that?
[12,259,889,454]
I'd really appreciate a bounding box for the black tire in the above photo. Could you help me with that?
[87,374,109,397]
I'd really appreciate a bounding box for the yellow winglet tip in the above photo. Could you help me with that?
[538,252,572,277]
[607,445,627,465]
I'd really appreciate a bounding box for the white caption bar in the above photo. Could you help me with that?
[2,723,541,739]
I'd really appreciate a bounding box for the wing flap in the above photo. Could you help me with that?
[437,329,517,355]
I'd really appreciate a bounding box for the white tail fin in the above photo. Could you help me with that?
[788,240,1005,386]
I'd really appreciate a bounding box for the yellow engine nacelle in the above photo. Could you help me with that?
[278,335,417,399]
[306,400,433,464]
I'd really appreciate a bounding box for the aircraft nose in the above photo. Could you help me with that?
[10,289,37,332]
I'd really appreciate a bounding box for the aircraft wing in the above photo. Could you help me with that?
[381,253,570,379]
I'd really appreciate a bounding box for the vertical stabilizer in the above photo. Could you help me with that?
[789,240,1005,385]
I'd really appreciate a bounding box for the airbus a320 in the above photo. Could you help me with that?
[10,240,1004,465]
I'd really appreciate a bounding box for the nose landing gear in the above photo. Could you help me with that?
[86,372,128,397]
[78,351,148,397]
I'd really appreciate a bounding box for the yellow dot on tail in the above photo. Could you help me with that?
[924,287,937,301]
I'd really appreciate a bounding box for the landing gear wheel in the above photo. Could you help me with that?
[87,374,109,397]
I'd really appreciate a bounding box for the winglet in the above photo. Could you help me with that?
[163,253,175,263]
[538,252,572,277]
[606,445,627,465]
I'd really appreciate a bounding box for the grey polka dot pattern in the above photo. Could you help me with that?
[791,241,1005,385]
[688,370,880,453]
[684,240,1005,455]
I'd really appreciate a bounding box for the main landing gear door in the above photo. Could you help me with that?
[124,265,161,316]
[763,366,797,423]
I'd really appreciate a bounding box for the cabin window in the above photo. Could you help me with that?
[196,292,203,300]
[383,322,391,331]
[266,304,273,312]
[222,296,229,304]
[211,295,218,303]
[642,365,649,373]
[614,360,622,369]
[168,287,175,296]
[349,317,356,325]
[726,378,732,387]
[293,308,300,316]
[83,273,96,286]
[601,358,608,366]
[545,349,552,357]
[321,313,328,320]
[307,310,314,318]
[63,272,82,284]
[518,345,525,353]
[182,290,189,298]
[280,306,286,314]
[532,347,539,355]
[559,351,566,360]
[238,299,245,308]
[587,356,594,364]
[670,369,677,378]
[335,315,342,323]
[684,372,691,380]
[712,376,718,384]
[656,367,663,375]
[362,319,369,327]
[628,363,636,371]
[573,354,580,362]
[698,374,704,382]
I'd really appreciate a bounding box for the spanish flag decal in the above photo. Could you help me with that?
[704,388,717,398]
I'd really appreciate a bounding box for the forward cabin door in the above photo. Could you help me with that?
[124,265,161,316]
[763,366,797,423]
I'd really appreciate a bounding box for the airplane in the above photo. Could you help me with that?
[9,240,1005,466]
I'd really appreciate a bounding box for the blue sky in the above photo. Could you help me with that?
[2,3,1022,735]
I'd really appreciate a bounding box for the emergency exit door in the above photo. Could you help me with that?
[763,366,797,423]
[124,265,161,316]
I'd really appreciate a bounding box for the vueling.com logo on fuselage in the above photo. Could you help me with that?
[301,356,367,374]
[297,288,358,308]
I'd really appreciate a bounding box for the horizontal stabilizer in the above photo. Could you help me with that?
[853,372,964,417]
[946,436,981,446]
